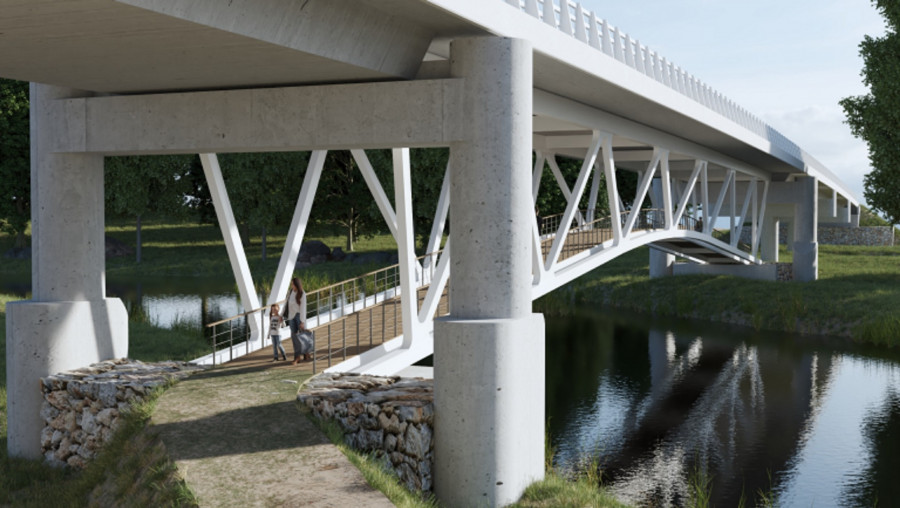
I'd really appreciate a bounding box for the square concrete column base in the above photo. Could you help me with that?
[433,313,545,507]
[6,298,128,458]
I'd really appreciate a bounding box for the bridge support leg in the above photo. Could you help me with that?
[761,215,779,262]
[434,36,544,507]
[649,249,674,278]
[6,84,128,459]
[793,177,818,282]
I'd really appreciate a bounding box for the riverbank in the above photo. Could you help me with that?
[0,219,404,290]
[539,244,900,348]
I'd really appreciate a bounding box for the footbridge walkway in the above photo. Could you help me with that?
[3,0,862,505]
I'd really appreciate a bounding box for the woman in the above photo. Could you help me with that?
[286,277,311,364]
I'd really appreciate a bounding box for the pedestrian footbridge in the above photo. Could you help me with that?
[1,0,862,504]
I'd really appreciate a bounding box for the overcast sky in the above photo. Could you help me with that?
[576,0,886,204]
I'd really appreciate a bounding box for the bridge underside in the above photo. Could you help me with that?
[2,1,860,505]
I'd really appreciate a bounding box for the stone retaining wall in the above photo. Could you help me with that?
[740,225,894,246]
[40,359,205,468]
[298,373,434,492]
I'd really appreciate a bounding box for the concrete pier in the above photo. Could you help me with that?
[434,37,545,507]
[6,84,128,459]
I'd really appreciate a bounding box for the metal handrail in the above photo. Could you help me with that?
[204,249,446,367]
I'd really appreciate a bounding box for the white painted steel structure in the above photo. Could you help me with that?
[1,0,861,505]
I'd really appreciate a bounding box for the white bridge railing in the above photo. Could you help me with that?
[505,0,802,161]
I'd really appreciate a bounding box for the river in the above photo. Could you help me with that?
[545,308,900,507]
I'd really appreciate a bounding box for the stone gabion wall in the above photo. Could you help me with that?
[40,359,205,468]
[817,226,894,246]
[298,373,434,492]
[740,225,894,246]
[776,263,793,281]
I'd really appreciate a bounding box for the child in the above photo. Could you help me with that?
[268,304,288,362]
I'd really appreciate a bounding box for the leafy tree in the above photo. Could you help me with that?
[218,152,308,260]
[183,155,216,225]
[0,79,30,249]
[313,150,392,252]
[105,155,193,262]
[841,0,900,224]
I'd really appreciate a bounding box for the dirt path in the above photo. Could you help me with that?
[151,344,394,507]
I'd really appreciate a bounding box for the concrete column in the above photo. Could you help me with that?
[6,84,128,459]
[851,204,860,227]
[649,248,674,278]
[793,176,818,281]
[434,37,544,507]
[760,215,779,262]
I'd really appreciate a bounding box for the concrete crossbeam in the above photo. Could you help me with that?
[50,80,463,155]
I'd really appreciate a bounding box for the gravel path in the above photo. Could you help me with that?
[151,343,394,507]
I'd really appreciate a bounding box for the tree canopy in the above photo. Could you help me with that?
[105,155,194,262]
[0,79,30,249]
[841,0,900,224]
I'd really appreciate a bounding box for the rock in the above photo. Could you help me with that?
[3,246,31,259]
[67,455,87,469]
[40,402,60,423]
[105,235,134,258]
[385,433,398,452]
[378,412,402,435]
[331,247,347,261]
[41,426,54,449]
[96,408,117,427]
[397,462,421,491]
[402,424,429,460]
[297,240,332,263]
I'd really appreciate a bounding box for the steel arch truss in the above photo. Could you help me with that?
[530,129,770,299]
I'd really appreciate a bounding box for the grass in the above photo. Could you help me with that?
[550,243,900,348]
[310,416,440,508]
[309,408,631,508]
[1,217,411,283]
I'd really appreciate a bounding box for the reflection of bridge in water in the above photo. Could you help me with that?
[551,324,834,507]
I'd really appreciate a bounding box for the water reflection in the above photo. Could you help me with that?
[545,310,900,507]
[1,276,245,329]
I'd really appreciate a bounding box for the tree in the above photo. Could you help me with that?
[313,150,392,252]
[105,155,193,262]
[218,152,308,260]
[0,79,30,249]
[841,0,900,224]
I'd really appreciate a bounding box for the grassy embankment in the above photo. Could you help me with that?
[543,243,900,348]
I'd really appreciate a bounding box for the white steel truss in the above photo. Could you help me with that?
[199,131,771,373]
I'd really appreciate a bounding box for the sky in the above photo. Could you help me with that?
[576,0,886,205]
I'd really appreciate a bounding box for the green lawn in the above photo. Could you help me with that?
[546,243,900,348]
[2,218,406,283]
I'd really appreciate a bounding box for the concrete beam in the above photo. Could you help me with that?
[119,0,431,79]
[51,80,463,155]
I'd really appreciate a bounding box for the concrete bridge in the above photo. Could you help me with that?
[2,1,859,505]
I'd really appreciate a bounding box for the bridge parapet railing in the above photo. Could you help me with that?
[203,249,445,369]
[504,0,801,161]
[540,208,702,262]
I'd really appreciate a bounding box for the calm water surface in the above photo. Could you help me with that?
[2,276,245,329]
[545,309,900,507]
